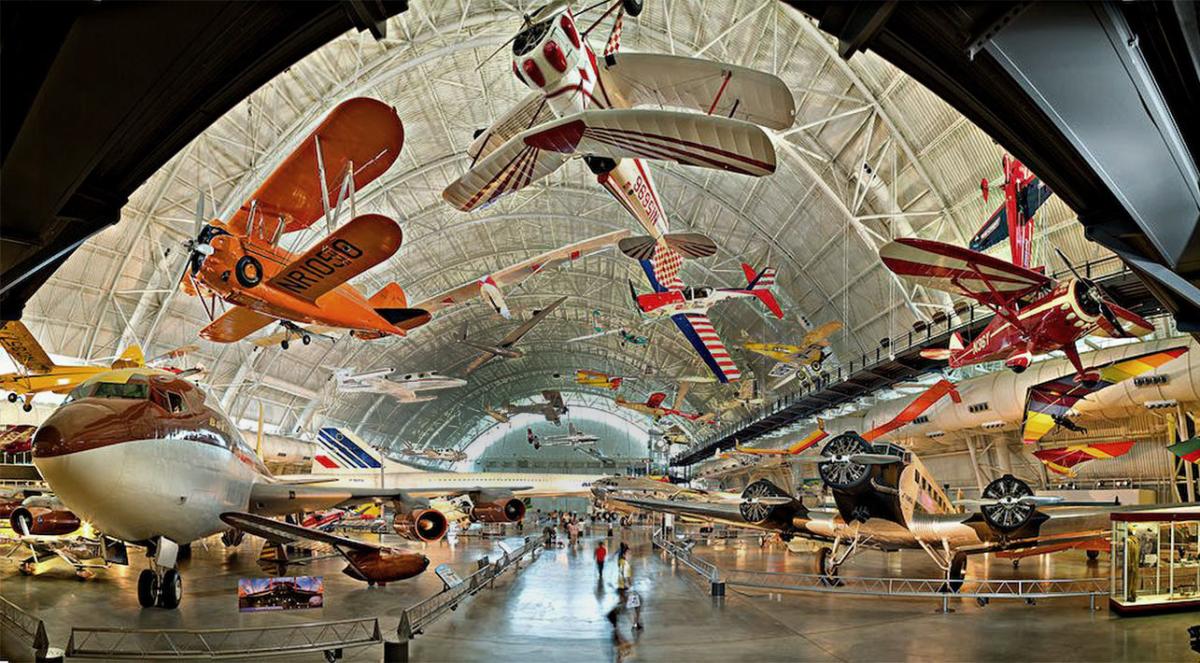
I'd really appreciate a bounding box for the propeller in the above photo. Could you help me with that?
[793,452,901,465]
[960,495,1064,507]
[1054,247,1131,337]
[178,193,216,285]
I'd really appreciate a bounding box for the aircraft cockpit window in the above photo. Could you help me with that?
[167,391,186,414]
[91,382,149,400]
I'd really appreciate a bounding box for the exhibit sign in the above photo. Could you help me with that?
[238,576,325,612]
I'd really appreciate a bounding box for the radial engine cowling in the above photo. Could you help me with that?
[979,474,1037,533]
[392,508,449,542]
[10,506,81,536]
[470,496,526,523]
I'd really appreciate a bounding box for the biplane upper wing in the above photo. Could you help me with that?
[800,320,842,349]
[0,321,55,374]
[879,238,1052,308]
[670,313,742,383]
[442,132,571,211]
[226,98,404,236]
[1022,346,1188,444]
[600,53,796,130]
[413,230,628,314]
[200,308,279,344]
[265,214,403,304]
[522,109,776,177]
[466,92,553,163]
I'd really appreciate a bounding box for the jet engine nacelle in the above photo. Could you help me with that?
[469,493,527,523]
[392,508,450,542]
[10,506,81,536]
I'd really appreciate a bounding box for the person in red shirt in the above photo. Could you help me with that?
[595,541,608,576]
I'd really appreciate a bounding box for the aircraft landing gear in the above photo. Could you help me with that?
[138,537,183,609]
[1086,549,1100,562]
[281,339,290,350]
[6,392,17,402]
[1012,559,1020,569]
[21,394,33,412]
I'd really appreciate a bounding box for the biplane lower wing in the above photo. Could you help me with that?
[200,307,278,343]
[670,313,741,383]
[443,134,571,211]
[1022,346,1188,444]
[522,109,776,177]
[266,214,403,304]
[879,238,1052,308]
[600,52,796,130]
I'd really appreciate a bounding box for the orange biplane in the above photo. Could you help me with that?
[181,97,429,348]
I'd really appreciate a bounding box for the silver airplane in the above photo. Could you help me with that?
[488,390,569,425]
[527,423,599,449]
[460,296,566,374]
[610,431,1155,590]
[333,367,466,404]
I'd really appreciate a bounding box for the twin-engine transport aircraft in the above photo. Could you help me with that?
[487,389,569,425]
[527,423,600,450]
[444,0,795,383]
[880,238,1154,382]
[460,295,567,373]
[333,368,466,404]
[181,97,431,347]
[27,368,457,608]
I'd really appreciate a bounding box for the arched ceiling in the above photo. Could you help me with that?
[21,0,1107,458]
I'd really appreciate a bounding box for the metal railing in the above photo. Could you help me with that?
[397,535,544,642]
[654,533,1108,611]
[65,617,382,660]
[1,594,54,660]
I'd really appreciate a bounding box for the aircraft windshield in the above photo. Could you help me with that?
[66,381,149,402]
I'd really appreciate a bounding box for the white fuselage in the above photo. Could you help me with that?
[35,438,259,544]
[312,470,604,498]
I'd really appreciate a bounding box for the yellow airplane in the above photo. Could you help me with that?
[0,321,145,411]
[741,321,842,369]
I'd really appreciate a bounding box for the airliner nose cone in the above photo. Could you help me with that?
[33,400,135,458]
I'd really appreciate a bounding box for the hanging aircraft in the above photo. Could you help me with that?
[880,239,1154,382]
[178,97,431,349]
[713,378,765,417]
[0,424,36,454]
[443,1,794,383]
[0,320,155,412]
[730,422,828,457]
[1032,440,1135,477]
[391,443,469,464]
[566,310,650,346]
[527,423,600,450]
[631,263,784,383]
[20,367,477,607]
[616,391,714,423]
[460,295,567,373]
[332,368,466,404]
[412,230,627,319]
[574,369,631,390]
[741,320,843,387]
[969,154,1053,270]
[487,390,569,425]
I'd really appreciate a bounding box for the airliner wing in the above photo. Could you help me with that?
[611,495,766,530]
[246,483,412,517]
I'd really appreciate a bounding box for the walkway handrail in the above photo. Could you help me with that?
[1,594,52,659]
[652,533,720,584]
[65,617,381,659]
[398,535,544,641]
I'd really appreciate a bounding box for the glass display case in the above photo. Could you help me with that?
[1110,508,1200,615]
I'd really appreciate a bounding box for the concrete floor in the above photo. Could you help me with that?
[3,527,1197,661]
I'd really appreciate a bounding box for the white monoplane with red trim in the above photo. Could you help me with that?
[443,0,794,382]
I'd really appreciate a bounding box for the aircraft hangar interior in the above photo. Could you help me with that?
[2,1,1199,661]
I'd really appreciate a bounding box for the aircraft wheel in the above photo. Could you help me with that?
[281,339,290,350]
[19,562,35,576]
[1010,364,1026,374]
[810,360,822,371]
[622,0,644,17]
[976,596,989,607]
[6,392,17,402]
[302,334,311,346]
[158,569,182,609]
[815,547,838,585]
[1012,559,1020,569]
[76,569,96,581]
[1086,550,1100,561]
[22,403,32,412]
[940,552,967,594]
[137,569,159,608]
[234,255,263,288]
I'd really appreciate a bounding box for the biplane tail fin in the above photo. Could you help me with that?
[111,345,145,369]
[741,263,783,319]
[368,283,430,330]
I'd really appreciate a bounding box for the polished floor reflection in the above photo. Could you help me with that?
[3,528,1197,661]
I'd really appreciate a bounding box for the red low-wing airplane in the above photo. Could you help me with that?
[615,391,714,423]
[879,238,1154,382]
[181,97,430,348]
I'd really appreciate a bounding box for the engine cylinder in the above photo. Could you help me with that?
[392,509,449,542]
[10,506,81,536]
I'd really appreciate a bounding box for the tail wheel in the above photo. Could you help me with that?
[234,255,263,288]
[137,569,159,608]
[158,569,182,609]
[1086,549,1100,561]
[302,334,311,346]
[281,339,290,350]
[22,403,32,412]
[980,474,1036,532]
[817,434,873,490]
